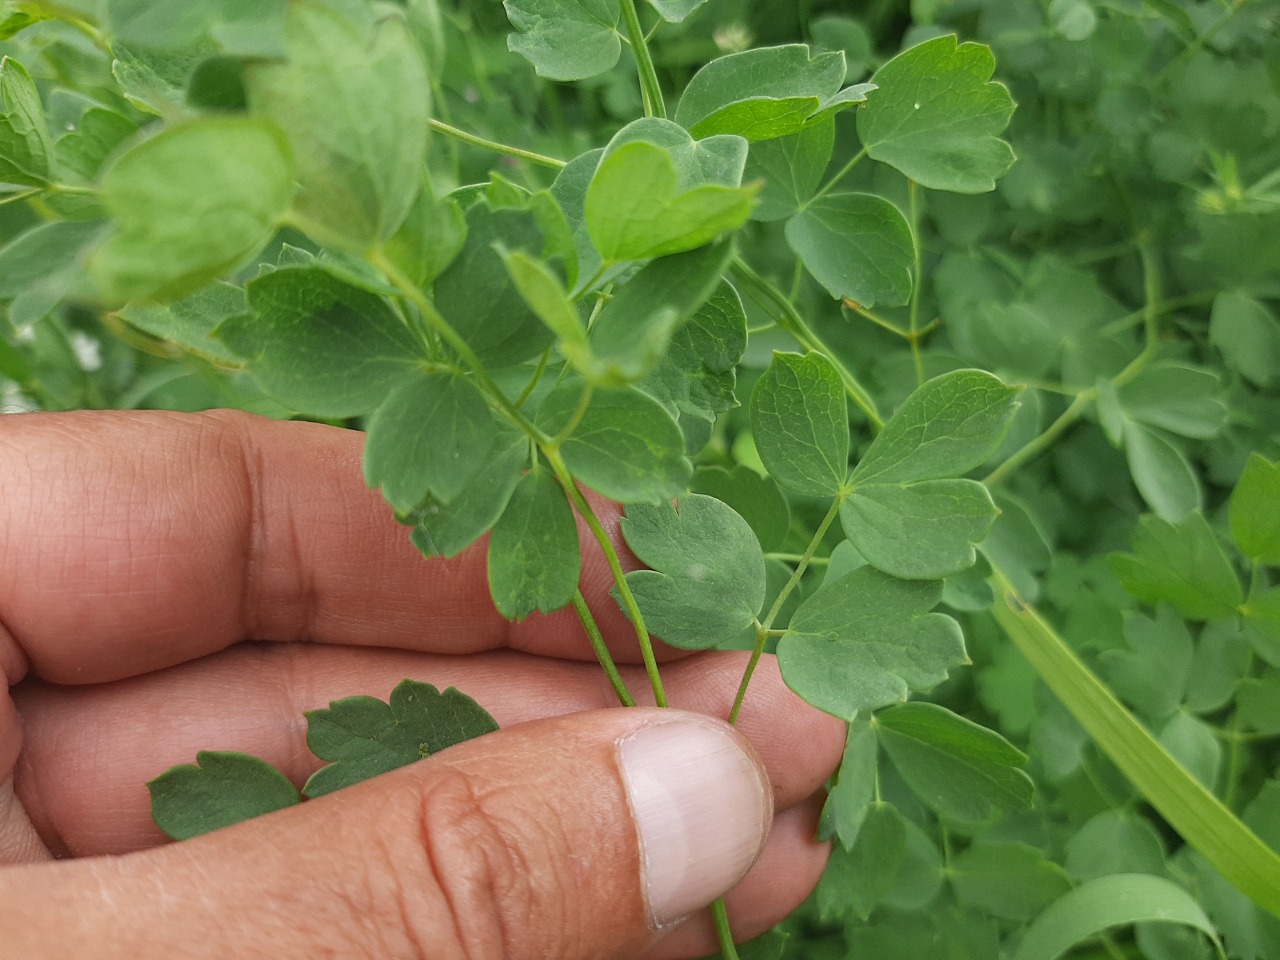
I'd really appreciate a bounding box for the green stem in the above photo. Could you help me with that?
[551,382,594,447]
[728,496,844,724]
[711,899,741,960]
[732,258,884,430]
[619,0,666,118]
[982,390,1093,488]
[907,180,925,386]
[370,249,547,442]
[809,148,868,205]
[571,590,636,707]
[544,448,668,707]
[0,187,40,207]
[427,118,566,169]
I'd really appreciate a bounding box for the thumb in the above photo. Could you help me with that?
[0,709,773,960]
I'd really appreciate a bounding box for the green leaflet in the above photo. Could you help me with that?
[675,44,874,142]
[148,751,300,841]
[620,495,766,650]
[503,0,620,82]
[0,219,101,329]
[818,800,906,922]
[818,714,877,849]
[785,193,914,307]
[0,56,52,187]
[382,183,467,291]
[840,370,1019,579]
[487,468,581,619]
[640,281,748,448]
[120,281,247,365]
[750,351,849,497]
[538,382,692,504]
[303,680,499,797]
[777,567,967,721]
[434,200,554,368]
[852,370,1022,483]
[587,240,733,385]
[1231,453,1280,565]
[410,428,527,559]
[949,842,1072,922]
[246,1,428,248]
[219,266,423,418]
[1013,874,1221,960]
[875,701,1034,823]
[644,0,707,22]
[363,372,498,513]
[585,123,755,262]
[1122,420,1202,523]
[1110,513,1244,621]
[1210,292,1280,387]
[1117,362,1228,440]
[90,117,295,303]
[857,34,1015,194]
[691,464,790,553]
[1064,810,1168,883]
[746,118,835,222]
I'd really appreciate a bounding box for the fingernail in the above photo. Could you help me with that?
[618,716,772,927]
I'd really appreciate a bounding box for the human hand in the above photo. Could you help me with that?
[0,410,845,959]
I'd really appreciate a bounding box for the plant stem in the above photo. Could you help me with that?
[370,249,548,443]
[809,148,868,205]
[543,448,668,707]
[907,180,925,386]
[0,187,39,207]
[571,590,636,707]
[728,496,844,724]
[982,390,1093,487]
[426,118,567,169]
[732,258,884,430]
[619,0,666,118]
[711,899,741,960]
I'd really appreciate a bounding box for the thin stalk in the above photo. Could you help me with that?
[544,448,668,707]
[514,347,552,408]
[711,899,741,960]
[732,258,884,430]
[427,118,567,169]
[982,391,1093,487]
[370,249,547,443]
[619,0,666,118]
[571,591,636,707]
[550,382,594,447]
[0,188,40,208]
[907,181,925,386]
[809,148,868,205]
[728,496,844,724]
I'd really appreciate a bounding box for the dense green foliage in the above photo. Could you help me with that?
[2,0,1279,957]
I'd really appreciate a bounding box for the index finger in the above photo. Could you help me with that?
[0,409,655,685]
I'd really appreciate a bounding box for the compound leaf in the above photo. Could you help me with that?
[1230,454,1280,565]
[750,351,849,497]
[220,266,422,418]
[149,751,300,841]
[857,34,1015,193]
[91,117,294,303]
[777,567,967,720]
[364,372,497,512]
[304,680,498,798]
[841,478,998,580]
[620,494,765,649]
[539,382,692,503]
[852,370,1021,484]
[785,193,914,307]
[1110,513,1244,620]
[504,0,620,81]
[876,701,1034,823]
[487,468,580,619]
